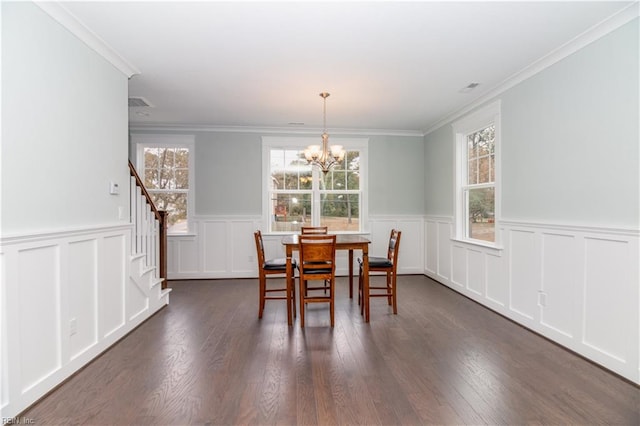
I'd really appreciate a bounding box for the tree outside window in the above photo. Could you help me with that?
[269,148,362,233]
[465,125,495,242]
[142,146,190,233]
[453,101,500,246]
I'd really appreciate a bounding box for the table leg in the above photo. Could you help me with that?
[285,246,293,326]
[362,246,370,323]
[348,249,354,298]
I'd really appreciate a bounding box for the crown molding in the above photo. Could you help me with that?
[128,123,424,137]
[34,1,140,78]
[423,2,639,136]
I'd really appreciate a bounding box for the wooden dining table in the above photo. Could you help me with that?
[281,234,372,325]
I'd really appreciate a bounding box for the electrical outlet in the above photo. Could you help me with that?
[70,318,77,336]
[538,291,547,307]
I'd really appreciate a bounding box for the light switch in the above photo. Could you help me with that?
[109,181,120,195]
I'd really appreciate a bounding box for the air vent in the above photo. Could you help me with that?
[459,82,480,93]
[128,96,153,107]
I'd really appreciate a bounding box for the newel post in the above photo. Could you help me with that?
[158,210,168,289]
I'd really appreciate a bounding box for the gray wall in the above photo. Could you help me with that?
[423,124,454,217]
[130,131,425,217]
[425,18,639,228]
[368,135,425,215]
[194,132,263,215]
[2,2,130,235]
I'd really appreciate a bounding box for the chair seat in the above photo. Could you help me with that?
[264,258,296,270]
[302,266,333,274]
[359,256,393,268]
[297,260,331,274]
[369,256,393,268]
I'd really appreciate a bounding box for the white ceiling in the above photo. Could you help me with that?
[59,1,635,134]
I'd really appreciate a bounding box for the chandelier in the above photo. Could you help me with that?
[303,92,346,174]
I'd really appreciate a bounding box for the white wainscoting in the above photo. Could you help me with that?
[0,224,170,419]
[167,215,424,280]
[424,216,640,384]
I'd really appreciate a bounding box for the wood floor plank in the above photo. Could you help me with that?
[18,276,640,425]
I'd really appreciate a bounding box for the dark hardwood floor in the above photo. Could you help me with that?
[21,275,639,425]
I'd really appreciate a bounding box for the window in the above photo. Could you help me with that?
[263,137,368,233]
[453,101,500,245]
[133,134,195,234]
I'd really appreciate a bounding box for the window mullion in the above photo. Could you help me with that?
[465,182,494,190]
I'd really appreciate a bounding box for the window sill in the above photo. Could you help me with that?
[450,237,504,254]
[167,233,197,238]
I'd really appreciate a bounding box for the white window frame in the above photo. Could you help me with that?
[262,136,368,234]
[132,133,195,235]
[452,101,501,248]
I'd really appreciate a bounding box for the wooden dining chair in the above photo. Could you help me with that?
[358,229,402,316]
[254,230,296,320]
[298,234,337,327]
[300,226,329,294]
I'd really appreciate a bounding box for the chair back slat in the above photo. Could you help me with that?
[387,229,401,265]
[299,234,336,274]
[301,226,328,235]
[254,230,267,267]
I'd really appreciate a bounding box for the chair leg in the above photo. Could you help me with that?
[386,272,392,306]
[359,267,365,316]
[291,273,297,318]
[391,273,398,315]
[299,277,305,328]
[258,276,266,319]
[330,278,335,327]
[358,264,363,306]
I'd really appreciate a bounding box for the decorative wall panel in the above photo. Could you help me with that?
[467,248,484,296]
[437,222,452,281]
[18,245,60,392]
[509,229,538,321]
[203,220,227,274]
[583,236,633,362]
[1,224,169,418]
[100,235,125,338]
[424,215,639,384]
[540,233,577,339]
[451,244,466,288]
[485,252,506,307]
[68,239,98,360]
[425,220,438,275]
[231,220,257,275]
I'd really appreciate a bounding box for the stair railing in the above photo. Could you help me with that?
[128,160,167,289]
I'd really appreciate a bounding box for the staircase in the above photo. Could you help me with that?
[128,160,170,314]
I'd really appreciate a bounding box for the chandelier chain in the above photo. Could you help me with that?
[304,92,345,174]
